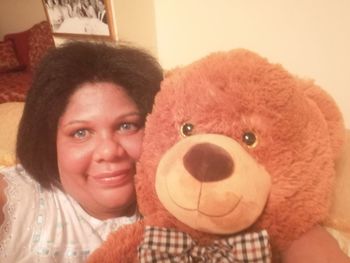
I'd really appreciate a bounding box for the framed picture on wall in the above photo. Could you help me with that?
[42,0,116,41]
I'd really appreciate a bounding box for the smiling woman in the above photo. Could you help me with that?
[56,82,143,219]
[0,41,163,262]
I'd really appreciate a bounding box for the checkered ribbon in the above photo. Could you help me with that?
[138,226,271,263]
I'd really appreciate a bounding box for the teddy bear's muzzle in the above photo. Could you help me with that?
[155,134,272,234]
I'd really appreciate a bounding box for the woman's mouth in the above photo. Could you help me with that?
[91,169,133,187]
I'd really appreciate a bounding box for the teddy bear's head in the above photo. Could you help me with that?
[135,49,345,251]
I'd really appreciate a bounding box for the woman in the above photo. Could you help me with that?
[46,0,64,30]
[81,0,97,18]
[96,0,107,24]
[0,41,163,262]
[59,0,73,20]
[70,0,83,17]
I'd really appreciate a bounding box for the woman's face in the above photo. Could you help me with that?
[56,82,143,219]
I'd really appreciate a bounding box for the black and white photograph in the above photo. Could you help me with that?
[42,0,115,39]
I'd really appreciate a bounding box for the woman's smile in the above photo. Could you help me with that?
[91,168,133,187]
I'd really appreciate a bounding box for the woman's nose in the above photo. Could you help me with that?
[93,136,125,162]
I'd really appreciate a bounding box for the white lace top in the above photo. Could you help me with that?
[0,165,139,263]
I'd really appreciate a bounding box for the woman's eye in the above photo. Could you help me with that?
[242,131,258,148]
[180,123,194,137]
[73,129,89,139]
[118,122,140,133]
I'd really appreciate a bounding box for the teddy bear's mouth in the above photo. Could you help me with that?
[166,183,244,217]
[198,194,243,217]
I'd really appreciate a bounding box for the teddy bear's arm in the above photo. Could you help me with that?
[281,225,350,263]
[87,220,145,263]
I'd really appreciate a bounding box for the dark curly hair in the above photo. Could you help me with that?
[16,41,163,188]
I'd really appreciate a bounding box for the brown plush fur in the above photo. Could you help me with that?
[88,49,346,262]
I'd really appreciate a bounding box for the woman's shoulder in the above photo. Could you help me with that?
[0,165,38,226]
[0,165,54,260]
[0,172,8,225]
[0,165,37,189]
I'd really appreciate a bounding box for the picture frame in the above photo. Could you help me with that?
[42,0,116,41]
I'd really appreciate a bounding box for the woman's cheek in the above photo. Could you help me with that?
[58,143,93,174]
[123,130,144,160]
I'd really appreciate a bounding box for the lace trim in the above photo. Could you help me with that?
[0,166,140,262]
[0,165,24,259]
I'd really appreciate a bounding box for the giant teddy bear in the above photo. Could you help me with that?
[88,49,349,262]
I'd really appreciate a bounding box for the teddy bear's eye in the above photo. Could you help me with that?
[242,131,258,148]
[180,123,194,137]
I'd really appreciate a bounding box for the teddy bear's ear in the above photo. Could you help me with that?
[301,79,346,160]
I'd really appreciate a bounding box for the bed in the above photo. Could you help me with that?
[0,21,55,103]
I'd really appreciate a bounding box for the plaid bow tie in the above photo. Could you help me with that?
[138,226,271,263]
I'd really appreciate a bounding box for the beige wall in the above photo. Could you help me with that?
[0,0,157,56]
[112,0,158,56]
[56,0,157,57]
[1,0,349,128]
[153,0,350,128]
[54,0,158,56]
[0,0,46,37]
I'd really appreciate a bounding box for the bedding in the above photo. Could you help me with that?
[0,21,54,103]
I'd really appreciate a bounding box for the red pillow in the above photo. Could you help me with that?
[0,40,22,73]
[28,21,55,72]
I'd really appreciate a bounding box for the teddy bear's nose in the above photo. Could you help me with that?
[183,143,234,182]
